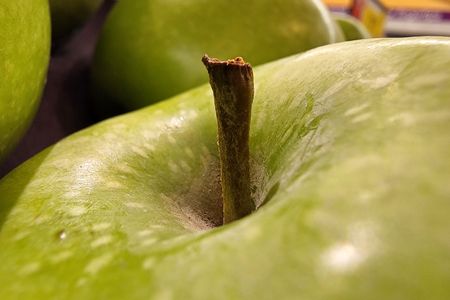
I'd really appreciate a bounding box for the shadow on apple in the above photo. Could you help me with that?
[0,151,51,229]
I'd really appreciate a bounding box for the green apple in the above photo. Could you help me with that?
[334,14,371,41]
[0,0,50,162]
[1,37,449,299]
[91,0,342,111]
[49,0,103,40]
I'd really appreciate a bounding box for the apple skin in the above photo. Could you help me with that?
[91,0,342,111]
[49,0,103,40]
[1,37,450,299]
[0,0,50,162]
[334,14,371,41]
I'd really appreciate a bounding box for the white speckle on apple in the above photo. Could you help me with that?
[142,128,159,139]
[103,133,117,140]
[243,226,262,240]
[76,277,87,287]
[34,215,51,225]
[348,221,379,248]
[68,206,87,217]
[105,181,124,189]
[149,224,165,229]
[112,123,126,130]
[124,202,145,209]
[26,178,46,189]
[62,190,81,199]
[360,73,399,89]
[19,262,41,276]
[143,142,156,151]
[137,229,154,237]
[388,112,417,127]
[131,146,147,158]
[50,251,73,264]
[187,109,198,119]
[322,243,364,272]
[69,159,103,192]
[92,222,112,232]
[84,253,114,275]
[141,238,158,247]
[159,193,171,201]
[344,103,370,117]
[90,235,114,249]
[168,160,180,173]
[13,231,29,241]
[179,160,191,172]
[168,135,177,145]
[142,257,156,270]
[184,147,194,159]
[49,158,71,168]
[116,163,135,174]
[166,116,184,128]
[319,78,353,102]
[154,290,173,300]
[351,112,373,123]
[357,191,375,204]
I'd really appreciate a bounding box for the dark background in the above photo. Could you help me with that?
[0,1,116,178]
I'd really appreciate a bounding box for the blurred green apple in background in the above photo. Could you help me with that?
[0,0,50,163]
[91,0,342,112]
[334,14,371,41]
[49,0,103,40]
[0,37,449,299]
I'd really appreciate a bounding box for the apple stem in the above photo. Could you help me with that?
[202,54,255,224]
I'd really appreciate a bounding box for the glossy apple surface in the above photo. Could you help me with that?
[0,0,50,162]
[334,14,371,41]
[50,0,103,39]
[1,37,449,299]
[92,0,341,111]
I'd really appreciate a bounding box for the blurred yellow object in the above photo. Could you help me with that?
[324,1,387,37]
[351,1,387,37]
[324,0,450,36]
[361,5,386,37]
[324,0,450,10]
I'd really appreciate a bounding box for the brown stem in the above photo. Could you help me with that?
[202,54,255,224]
